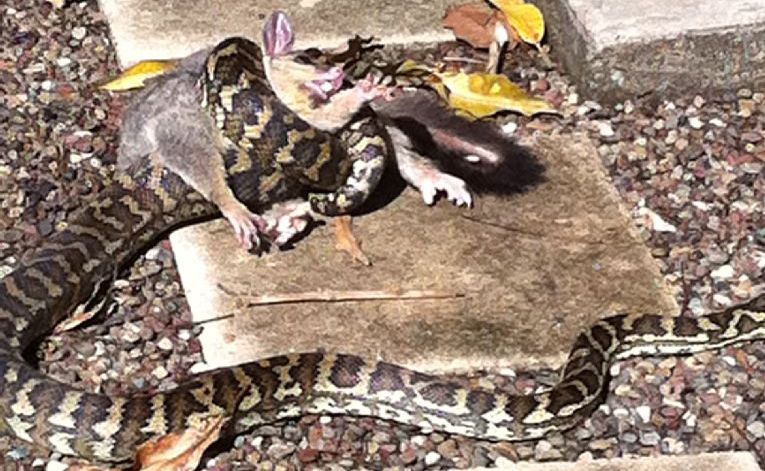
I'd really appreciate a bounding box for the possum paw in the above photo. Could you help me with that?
[220,201,269,251]
[261,200,314,246]
[417,171,473,208]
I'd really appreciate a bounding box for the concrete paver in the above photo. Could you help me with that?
[535,0,765,102]
[98,0,464,67]
[485,451,761,471]
[170,133,677,374]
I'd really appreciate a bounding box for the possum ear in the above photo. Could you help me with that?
[263,11,295,57]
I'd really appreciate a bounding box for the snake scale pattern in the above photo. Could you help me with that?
[1,37,764,465]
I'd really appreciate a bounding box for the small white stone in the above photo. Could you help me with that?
[411,435,427,446]
[566,92,579,105]
[623,100,634,114]
[747,421,765,438]
[424,451,441,466]
[688,116,704,129]
[709,118,725,127]
[157,337,173,351]
[613,407,629,418]
[320,415,332,424]
[71,26,87,40]
[710,264,735,280]
[56,57,72,67]
[598,122,615,137]
[635,405,651,423]
[41,80,54,91]
[713,293,732,306]
[152,365,169,379]
[46,461,69,471]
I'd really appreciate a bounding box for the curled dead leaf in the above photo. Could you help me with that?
[442,3,504,49]
[490,0,546,45]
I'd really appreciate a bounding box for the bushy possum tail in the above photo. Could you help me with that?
[373,90,546,195]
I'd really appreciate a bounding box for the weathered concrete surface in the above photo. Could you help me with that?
[98,0,464,67]
[170,133,677,374]
[536,0,765,103]
[484,451,761,471]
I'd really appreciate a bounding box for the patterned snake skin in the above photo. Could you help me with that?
[1,38,764,465]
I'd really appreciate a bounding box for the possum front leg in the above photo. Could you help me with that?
[387,126,472,207]
[118,72,274,250]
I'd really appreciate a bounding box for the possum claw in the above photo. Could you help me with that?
[416,172,472,208]
[220,201,268,250]
[261,200,314,246]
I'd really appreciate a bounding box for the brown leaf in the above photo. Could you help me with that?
[333,216,371,266]
[135,415,226,471]
[442,3,503,49]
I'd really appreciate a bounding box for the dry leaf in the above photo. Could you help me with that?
[334,216,371,266]
[136,415,226,471]
[442,3,503,49]
[99,60,177,92]
[433,70,558,117]
[490,0,546,45]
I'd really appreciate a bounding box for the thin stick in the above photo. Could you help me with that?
[245,289,464,307]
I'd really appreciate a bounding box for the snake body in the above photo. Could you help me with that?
[1,38,764,464]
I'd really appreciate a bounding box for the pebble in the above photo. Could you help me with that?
[688,116,704,129]
[45,461,68,471]
[746,421,765,438]
[710,264,734,280]
[71,26,87,40]
[424,451,441,466]
[598,122,615,137]
[267,442,296,460]
[640,431,661,446]
[156,337,173,351]
[151,365,169,379]
[635,405,651,423]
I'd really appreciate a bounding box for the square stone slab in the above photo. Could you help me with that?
[535,0,765,103]
[485,451,761,471]
[170,133,678,374]
[98,0,465,67]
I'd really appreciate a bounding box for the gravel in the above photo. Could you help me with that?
[1,0,763,469]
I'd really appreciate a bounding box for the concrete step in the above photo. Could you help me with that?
[486,451,762,471]
[535,0,765,103]
[98,0,465,67]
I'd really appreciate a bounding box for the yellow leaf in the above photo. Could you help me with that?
[490,0,545,45]
[100,60,177,92]
[433,71,557,118]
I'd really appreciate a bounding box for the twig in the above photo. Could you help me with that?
[244,289,464,307]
